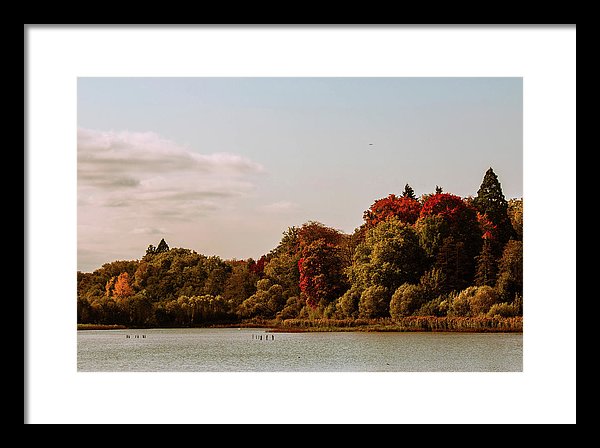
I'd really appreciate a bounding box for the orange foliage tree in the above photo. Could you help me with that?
[113,272,134,299]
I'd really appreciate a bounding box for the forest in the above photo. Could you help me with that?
[77,168,523,330]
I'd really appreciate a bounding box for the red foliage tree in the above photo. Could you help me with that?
[477,212,498,241]
[363,194,421,227]
[420,193,471,223]
[248,255,267,277]
[298,239,346,308]
[297,221,343,248]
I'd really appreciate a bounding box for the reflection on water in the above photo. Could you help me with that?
[77,328,522,372]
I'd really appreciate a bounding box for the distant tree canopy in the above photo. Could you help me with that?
[78,168,522,327]
[364,194,421,227]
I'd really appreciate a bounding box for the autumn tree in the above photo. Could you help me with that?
[113,272,134,299]
[363,194,422,227]
[298,238,347,308]
[298,221,343,248]
[105,276,116,297]
[472,168,513,246]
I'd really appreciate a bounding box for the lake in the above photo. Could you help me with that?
[77,328,522,372]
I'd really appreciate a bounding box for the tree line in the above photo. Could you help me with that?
[77,168,523,328]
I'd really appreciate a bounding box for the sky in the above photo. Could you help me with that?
[77,77,522,272]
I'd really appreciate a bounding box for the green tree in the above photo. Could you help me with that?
[402,183,416,200]
[223,261,259,307]
[418,268,446,301]
[474,239,498,287]
[496,240,523,301]
[415,215,449,258]
[416,193,483,290]
[337,287,362,318]
[358,285,390,318]
[349,218,426,293]
[264,252,300,298]
[390,283,426,318]
[155,238,170,253]
[238,282,286,319]
[473,168,513,246]
[276,296,304,320]
[434,237,472,292]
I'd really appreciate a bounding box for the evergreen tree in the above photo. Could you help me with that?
[473,168,513,246]
[475,239,498,286]
[434,236,472,292]
[155,238,170,253]
[402,183,416,200]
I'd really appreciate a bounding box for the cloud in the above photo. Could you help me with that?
[78,128,263,189]
[78,128,264,209]
[132,227,167,235]
[78,128,266,270]
[261,200,299,213]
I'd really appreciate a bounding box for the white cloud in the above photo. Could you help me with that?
[132,227,167,235]
[78,128,265,271]
[261,200,299,213]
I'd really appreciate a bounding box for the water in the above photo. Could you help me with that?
[77,328,522,372]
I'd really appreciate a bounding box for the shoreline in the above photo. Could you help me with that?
[78,316,522,333]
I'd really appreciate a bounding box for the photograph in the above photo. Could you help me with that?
[26,25,575,424]
[77,77,523,372]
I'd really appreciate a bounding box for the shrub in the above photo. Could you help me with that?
[415,295,448,317]
[389,283,426,319]
[359,285,390,318]
[338,287,362,318]
[469,285,499,315]
[487,302,519,318]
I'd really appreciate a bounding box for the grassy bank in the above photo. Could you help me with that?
[77,317,522,332]
[77,324,127,330]
[269,316,523,333]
